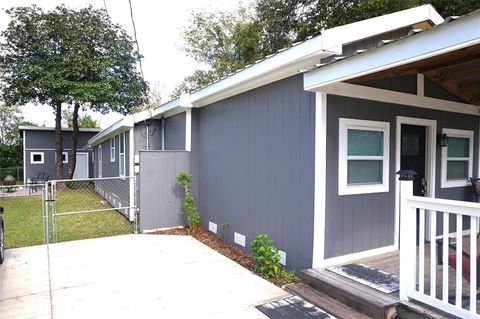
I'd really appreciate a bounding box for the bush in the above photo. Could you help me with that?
[251,234,280,279]
[176,171,200,231]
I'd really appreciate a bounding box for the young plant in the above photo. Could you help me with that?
[176,171,200,231]
[251,234,280,279]
[219,221,229,241]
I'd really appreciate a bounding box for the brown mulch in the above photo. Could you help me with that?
[153,226,254,271]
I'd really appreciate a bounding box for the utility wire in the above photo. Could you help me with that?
[102,0,108,11]
[128,0,144,79]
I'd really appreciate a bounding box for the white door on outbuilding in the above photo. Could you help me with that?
[73,153,89,179]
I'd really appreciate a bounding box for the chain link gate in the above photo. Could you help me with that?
[43,176,138,244]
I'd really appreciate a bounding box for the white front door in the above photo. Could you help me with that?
[73,153,89,179]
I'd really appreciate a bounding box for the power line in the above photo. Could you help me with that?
[127,0,144,79]
[103,0,108,11]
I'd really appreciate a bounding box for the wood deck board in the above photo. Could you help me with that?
[285,283,373,319]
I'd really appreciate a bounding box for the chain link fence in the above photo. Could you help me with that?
[0,176,137,248]
[48,176,137,243]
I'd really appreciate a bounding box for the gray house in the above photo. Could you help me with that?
[20,126,101,181]
[89,5,480,275]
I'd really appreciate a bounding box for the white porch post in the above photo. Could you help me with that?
[399,172,415,301]
[312,92,327,268]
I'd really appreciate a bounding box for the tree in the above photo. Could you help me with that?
[174,0,480,96]
[172,7,262,98]
[0,99,23,146]
[62,109,99,128]
[0,5,148,179]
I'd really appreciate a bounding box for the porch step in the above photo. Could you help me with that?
[398,300,462,319]
[285,283,373,319]
[298,268,398,319]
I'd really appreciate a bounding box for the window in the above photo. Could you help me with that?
[441,128,473,188]
[338,118,390,195]
[30,152,44,164]
[62,152,68,164]
[110,138,115,162]
[119,132,126,177]
[98,145,103,178]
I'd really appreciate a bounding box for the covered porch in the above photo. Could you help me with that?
[304,9,480,318]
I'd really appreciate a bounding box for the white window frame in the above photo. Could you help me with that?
[62,151,68,164]
[338,118,390,195]
[110,137,116,162]
[30,152,44,164]
[441,128,474,188]
[119,132,126,177]
[98,145,103,178]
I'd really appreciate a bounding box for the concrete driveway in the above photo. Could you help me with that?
[0,234,289,318]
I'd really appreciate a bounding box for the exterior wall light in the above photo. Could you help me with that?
[439,133,448,147]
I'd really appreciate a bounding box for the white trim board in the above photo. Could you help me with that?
[128,127,135,222]
[314,82,480,116]
[395,116,437,248]
[312,93,327,268]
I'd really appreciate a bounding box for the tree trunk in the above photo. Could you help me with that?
[67,103,80,179]
[54,101,63,180]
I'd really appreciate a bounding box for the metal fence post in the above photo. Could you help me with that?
[43,182,49,244]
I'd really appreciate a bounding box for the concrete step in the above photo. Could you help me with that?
[285,282,373,319]
[299,268,398,319]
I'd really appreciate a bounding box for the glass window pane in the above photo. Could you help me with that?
[446,160,468,180]
[447,137,469,157]
[347,160,383,184]
[348,129,383,156]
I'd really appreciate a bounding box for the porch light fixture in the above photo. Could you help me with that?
[439,133,448,147]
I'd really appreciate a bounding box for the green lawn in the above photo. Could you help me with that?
[1,188,133,248]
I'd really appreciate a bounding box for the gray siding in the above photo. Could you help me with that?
[139,151,191,231]
[191,74,315,271]
[93,130,130,178]
[24,130,96,180]
[325,94,479,259]
[164,112,186,150]
[134,119,163,154]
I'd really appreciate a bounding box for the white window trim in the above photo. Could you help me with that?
[441,128,474,188]
[338,118,390,196]
[110,137,116,162]
[62,152,68,164]
[30,152,44,164]
[119,132,126,177]
[98,145,103,178]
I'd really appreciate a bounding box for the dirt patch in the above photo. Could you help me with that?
[153,227,254,271]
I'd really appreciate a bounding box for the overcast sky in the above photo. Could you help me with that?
[0,0,250,128]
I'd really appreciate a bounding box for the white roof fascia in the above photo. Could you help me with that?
[88,116,134,147]
[304,11,480,91]
[190,36,336,107]
[18,126,101,132]
[189,5,443,108]
[320,4,443,50]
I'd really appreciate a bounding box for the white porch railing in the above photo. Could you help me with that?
[400,179,480,318]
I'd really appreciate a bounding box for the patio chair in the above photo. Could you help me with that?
[29,172,49,194]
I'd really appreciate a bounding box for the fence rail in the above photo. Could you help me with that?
[400,179,480,319]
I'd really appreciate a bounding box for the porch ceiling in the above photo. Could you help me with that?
[348,43,480,106]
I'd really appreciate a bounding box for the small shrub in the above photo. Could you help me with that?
[176,171,200,231]
[251,234,280,279]
[219,221,229,240]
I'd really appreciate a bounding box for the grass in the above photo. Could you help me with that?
[0,187,133,249]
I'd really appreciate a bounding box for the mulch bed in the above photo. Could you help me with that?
[153,226,254,271]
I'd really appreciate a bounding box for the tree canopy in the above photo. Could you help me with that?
[173,0,480,97]
[62,109,99,128]
[0,5,148,178]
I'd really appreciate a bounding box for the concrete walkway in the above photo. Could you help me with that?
[0,235,289,318]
